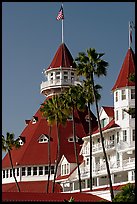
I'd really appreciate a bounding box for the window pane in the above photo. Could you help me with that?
[45,166,48,175]
[39,166,43,175]
[122,90,126,100]
[51,166,54,174]
[27,167,31,176]
[131,89,135,99]
[33,167,37,175]
[22,167,26,176]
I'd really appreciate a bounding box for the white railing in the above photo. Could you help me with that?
[80,158,135,175]
[122,158,135,167]
[40,79,82,93]
[92,140,115,153]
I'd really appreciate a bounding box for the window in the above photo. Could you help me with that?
[27,167,31,176]
[22,167,26,176]
[117,152,120,161]
[116,110,118,121]
[33,167,37,175]
[10,169,12,177]
[55,71,60,80]
[123,130,127,142]
[97,138,100,143]
[61,163,69,176]
[131,89,135,99]
[131,171,135,180]
[122,89,126,100]
[6,169,8,178]
[45,166,48,175]
[131,108,135,118]
[132,129,135,141]
[122,109,126,119]
[110,135,114,141]
[17,168,19,176]
[3,170,5,178]
[67,115,73,120]
[39,166,43,175]
[68,136,79,142]
[117,132,119,143]
[71,72,74,76]
[51,166,54,174]
[86,157,90,165]
[64,71,68,75]
[64,75,68,81]
[115,91,118,102]
[101,118,107,128]
[39,134,49,143]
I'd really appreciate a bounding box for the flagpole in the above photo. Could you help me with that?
[129,21,130,49]
[62,18,64,43]
[61,3,64,43]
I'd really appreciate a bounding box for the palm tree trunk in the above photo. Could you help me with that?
[91,74,114,201]
[72,104,82,192]
[8,149,20,192]
[52,121,60,193]
[47,125,52,193]
[88,101,92,191]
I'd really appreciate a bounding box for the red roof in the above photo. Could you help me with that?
[102,106,114,117]
[2,180,62,193]
[47,43,76,70]
[93,119,119,134]
[112,48,135,91]
[2,192,108,202]
[2,103,97,168]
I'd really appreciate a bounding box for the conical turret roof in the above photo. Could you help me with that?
[112,48,135,91]
[47,43,76,70]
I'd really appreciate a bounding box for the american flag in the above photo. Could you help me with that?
[56,6,64,20]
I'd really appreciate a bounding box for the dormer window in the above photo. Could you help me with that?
[61,163,69,176]
[68,136,79,143]
[32,116,38,124]
[18,136,25,146]
[38,134,49,143]
[67,115,73,120]
[101,118,107,128]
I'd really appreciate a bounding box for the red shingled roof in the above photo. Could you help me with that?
[2,102,97,168]
[47,43,76,70]
[2,180,62,193]
[102,106,114,118]
[112,48,135,91]
[2,192,108,202]
[93,119,119,134]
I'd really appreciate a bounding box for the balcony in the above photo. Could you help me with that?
[40,79,82,93]
[92,140,115,154]
[80,157,135,176]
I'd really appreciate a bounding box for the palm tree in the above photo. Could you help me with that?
[63,85,86,192]
[40,95,69,193]
[75,48,114,201]
[40,101,52,193]
[2,132,21,192]
[82,80,102,191]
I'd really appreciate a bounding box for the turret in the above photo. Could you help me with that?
[40,43,81,97]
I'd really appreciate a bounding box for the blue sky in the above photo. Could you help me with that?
[2,2,135,143]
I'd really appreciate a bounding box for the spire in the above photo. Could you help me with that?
[112,48,135,91]
[47,43,76,70]
[128,21,134,49]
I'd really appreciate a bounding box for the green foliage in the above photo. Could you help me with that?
[113,183,135,202]
[129,73,135,82]
[64,197,75,202]
[2,132,21,152]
